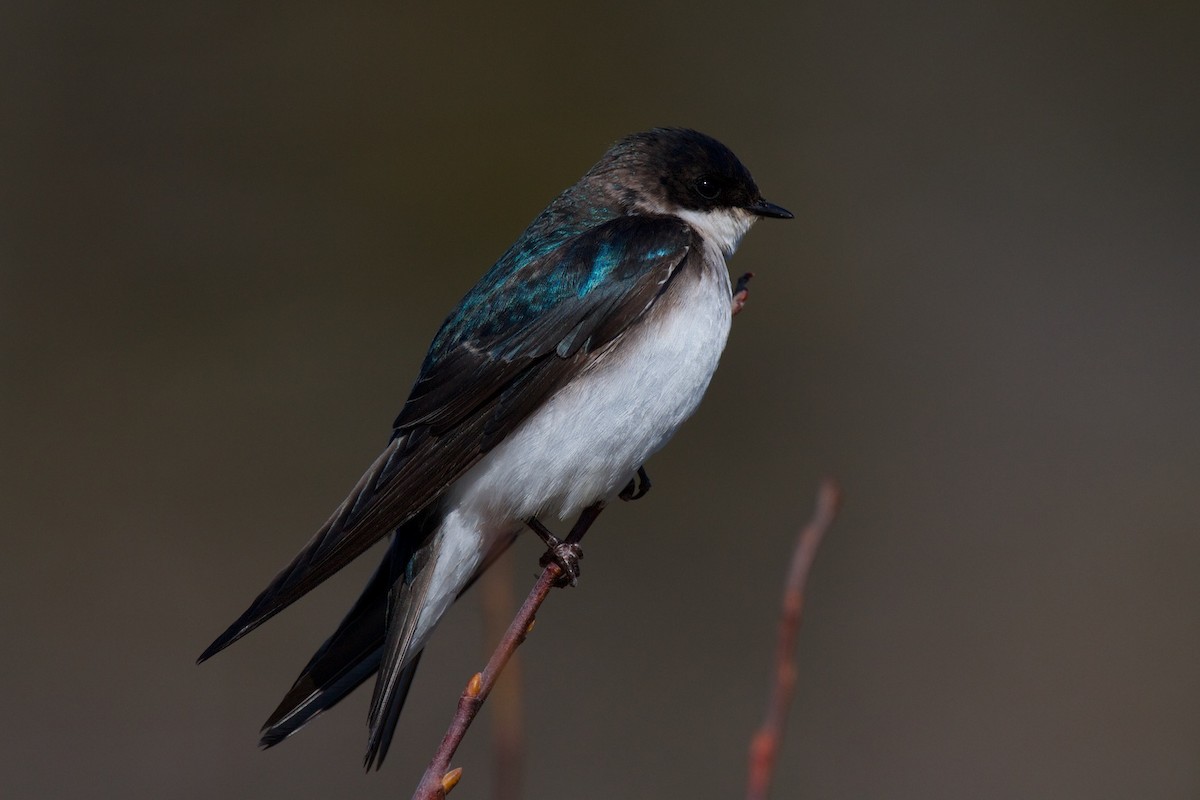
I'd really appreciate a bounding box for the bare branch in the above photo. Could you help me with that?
[410,560,565,800]
[747,479,842,800]
[412,499,606,799]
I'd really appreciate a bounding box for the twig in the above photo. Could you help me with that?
[411,562,561,799]
[409,488,612,800]
[747,479,842,800]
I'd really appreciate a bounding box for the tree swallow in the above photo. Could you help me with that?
[198,128,792,768]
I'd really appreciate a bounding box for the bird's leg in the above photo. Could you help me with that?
[526,500,606,587]
[619,465,652,502]
[565,500,605,543]
[526,517,561,548]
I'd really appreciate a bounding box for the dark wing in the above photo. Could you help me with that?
[198,215,697,663]
[258,531,411,748]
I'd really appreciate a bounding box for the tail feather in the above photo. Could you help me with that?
[364,536,442,770]
[243,511,523,767]
[359,655,422,768]
[257,506,441,743]
[258,528,413,746]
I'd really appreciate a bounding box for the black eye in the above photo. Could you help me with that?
[694,176,721,201]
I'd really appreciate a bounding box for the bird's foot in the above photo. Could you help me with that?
[539,540,584,587]
[527,501,606,587]
[527,517,585,587]
[619,465,652,502]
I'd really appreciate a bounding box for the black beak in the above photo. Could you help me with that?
[746,199,794,219]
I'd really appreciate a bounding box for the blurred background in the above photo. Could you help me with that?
[3,2,1198,798]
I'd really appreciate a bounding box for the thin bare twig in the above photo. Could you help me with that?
[411,562,561,799]
[747,479,842,800]
[411,498,603,798]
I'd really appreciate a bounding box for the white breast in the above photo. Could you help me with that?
[449,246,734,530]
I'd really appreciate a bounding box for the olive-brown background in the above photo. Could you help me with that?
[3,3,1197,798]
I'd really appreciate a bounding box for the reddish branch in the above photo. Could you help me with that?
[747,479,842,800]
[410,559,567,800]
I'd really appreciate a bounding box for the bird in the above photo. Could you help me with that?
[198,127,792,769]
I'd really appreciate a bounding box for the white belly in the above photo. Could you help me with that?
[448,257,733,530]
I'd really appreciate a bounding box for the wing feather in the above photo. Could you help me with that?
[199,215,698,663]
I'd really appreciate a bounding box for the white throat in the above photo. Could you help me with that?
[674,207,756,257]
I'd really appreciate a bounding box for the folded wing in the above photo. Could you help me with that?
[198,215,699,665]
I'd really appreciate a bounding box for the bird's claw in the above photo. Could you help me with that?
[619,466,652,502]
[539,541,584,587]
[527,502,604,587]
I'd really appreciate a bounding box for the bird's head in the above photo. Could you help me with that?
[585,128,793,255]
